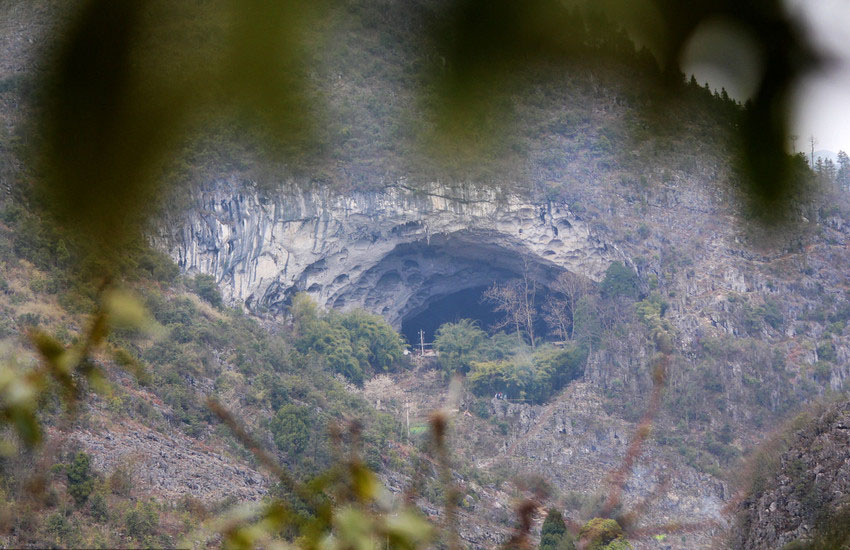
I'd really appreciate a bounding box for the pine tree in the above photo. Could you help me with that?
[540,509,576,550]
[67,452,95,506]
[837,150,850,190]
[823,158,837,183]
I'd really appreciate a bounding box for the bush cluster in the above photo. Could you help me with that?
[433,319,586,404]
[467,345,586,404]
[292,294,407,385]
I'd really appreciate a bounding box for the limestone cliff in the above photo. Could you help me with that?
[154,171,850,550]
[731,400,850,549]
[158,181,620,326]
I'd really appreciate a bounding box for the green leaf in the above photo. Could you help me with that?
[103,289,154,332]
[10,408,41,446]
[30,331,66,366]
[335,507,374,550]
[384,510,433,547]
[350,463,380,502]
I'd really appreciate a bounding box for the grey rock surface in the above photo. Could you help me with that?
[732,399,850,550]
[157,181,620,326]
[70,422,269,503]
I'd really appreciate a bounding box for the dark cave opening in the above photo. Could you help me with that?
[401,286,499,345]
[400,285,554,346]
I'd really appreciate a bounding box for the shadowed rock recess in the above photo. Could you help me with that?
[158,181,621,327]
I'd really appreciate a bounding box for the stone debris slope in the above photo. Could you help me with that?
[69,421,269,503]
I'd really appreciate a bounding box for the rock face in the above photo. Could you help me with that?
[158,181,619,326]
[359,371,727,550]
[69,421,269,502]
[731,400,850,549]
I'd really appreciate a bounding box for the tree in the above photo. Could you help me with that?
[434,319,486,375]
[837,150,850,190]
[579,518,627,550]
[572,295,604,349]
[542,297,570,342]
[292,295,406,383]
[485,262,539,347]
[540,509,576,550]
[467,345,585,402]
[270,404,311,457]
[542,272,589,340]
[124,502,159,540]
[823,158,836,183]
[600,262,639,300]
[192,273,223,308]
[340,310,406,373]
[66,452,95,506]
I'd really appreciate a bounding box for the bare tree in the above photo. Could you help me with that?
[542,272,589,340]
[484,261,538,347]
[810,134,817,168]
[542,296,570,341]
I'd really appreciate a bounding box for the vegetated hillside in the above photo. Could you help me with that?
[730,399,850,549]
[2,1,850,550]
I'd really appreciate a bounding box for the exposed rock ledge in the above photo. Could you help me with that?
[157,181,620,325]
[68,422,269,502]
[732,399,850,549]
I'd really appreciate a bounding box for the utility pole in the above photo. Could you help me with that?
[419,329,425,356]
[405,400,410,443]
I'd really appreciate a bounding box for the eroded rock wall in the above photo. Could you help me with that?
[157,181,620,325]
[732,400,850,549]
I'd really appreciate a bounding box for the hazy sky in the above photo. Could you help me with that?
[786,0,850,154]
[682,0,850,154]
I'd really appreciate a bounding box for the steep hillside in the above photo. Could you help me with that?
[731,400,850,549]
[1,1,850,550]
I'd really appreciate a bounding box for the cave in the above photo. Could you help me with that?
[401,286,501,344]
[317,231,565,345]
[400,285,555,346]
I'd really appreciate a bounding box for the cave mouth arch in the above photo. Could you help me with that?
[400,285,555,345]
[319,232,566,345]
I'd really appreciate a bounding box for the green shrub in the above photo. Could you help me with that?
[67,452,95,506]
[108,466,133,496]
[17,312,42,328]
[293,294,405,384]
[600,262,639,299]
[88,491,109,522]
[540,509,576,550]
[270,404,311,457]
[579,518,625,550]
[135,247,179,283]
[634,293,673,351]
[45,512,73,539]
[467,344,586,403]
[759,297,785,330]
[816,341,836,363]
[434,319,487,375]
[192,273,223,308]
[125,501,159,539]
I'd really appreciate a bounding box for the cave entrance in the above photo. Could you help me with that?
[320,233,563,346]
[399,284,555,346]
[400,286,499,344]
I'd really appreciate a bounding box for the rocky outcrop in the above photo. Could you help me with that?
[157,181,619,326]
[69,421,269,502]
[359,372,726,550]
[731,399,850,549]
